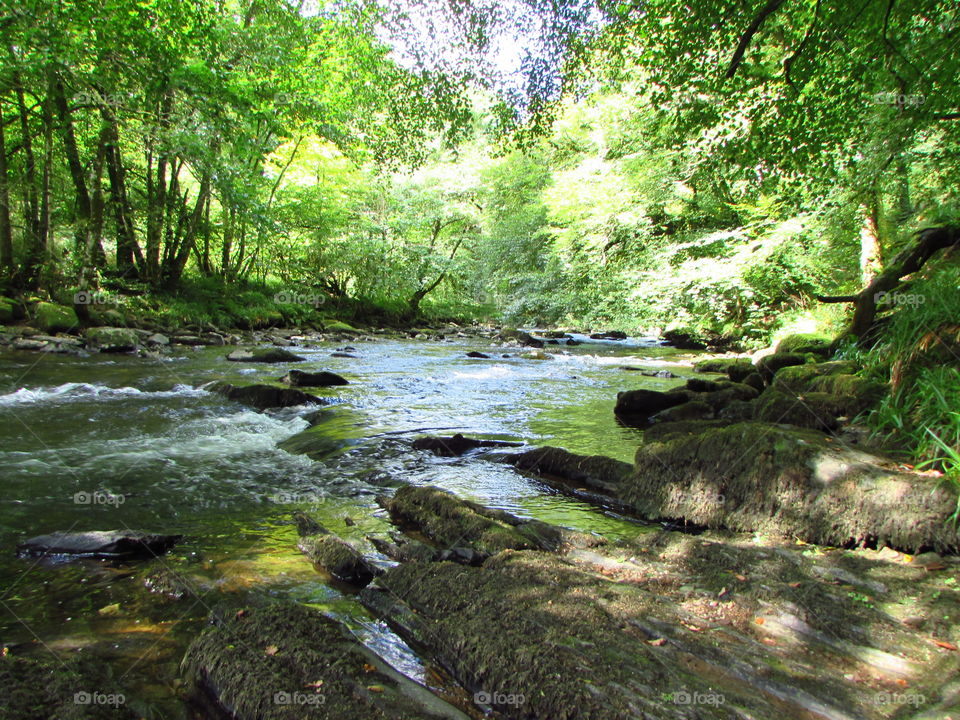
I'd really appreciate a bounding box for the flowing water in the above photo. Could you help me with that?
[0,333,697,718]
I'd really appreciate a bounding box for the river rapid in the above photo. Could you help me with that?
[0,332,697,718]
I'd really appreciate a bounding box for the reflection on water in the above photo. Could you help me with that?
[0,334,698,717]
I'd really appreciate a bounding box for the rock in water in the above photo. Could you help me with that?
[465,351,490,358]
[84,326,139,352]
[182,600,470,720]
[17,530,181,560]
[209,382,324,410]
[412,433,523,456]
[278,369,349,387]
[614,388,689,426]
[294,511,379,587]
[225,347,306,363]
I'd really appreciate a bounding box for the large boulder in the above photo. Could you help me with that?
[279,369,349,387]
[209,382,324,410]
[33,302,78,334]
[362,513,956,720]
[624,421,960,552]
[84,327,139,353]
[614,388,689,426]
[776,333,833,357]
[17,530,181,560]
[226,347,306,363]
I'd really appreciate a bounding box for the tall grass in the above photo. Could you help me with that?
[855,264,960,467]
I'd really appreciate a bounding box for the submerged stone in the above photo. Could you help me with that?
[17,530,181,560]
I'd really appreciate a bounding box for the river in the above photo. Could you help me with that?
[0,332,695,718]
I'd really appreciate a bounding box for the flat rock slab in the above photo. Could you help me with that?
[17,530,181,560]
[363,527,960,720]
[226,348,306,363]
[182,600,470,720]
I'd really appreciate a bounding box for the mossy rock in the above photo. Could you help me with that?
[755,352,808,379]
[505,446,632,493]
[84,327,139,352]
[0,653,136,719]
[693,357,748,374]
[776,333,834,357]
[652,400,714,423]
[323,320,358,333]
[624,421,960,552]
[89,308,127,327]
[753,389,843,431]
[0,296,17,323]
[208,382,324,410]
[33,302,78,334]
[614,388,690,426]
[727,361,759,384]
[298,533,378,586]
[771,361,860,394]
[380,485,583,554]
[183,600,466,720]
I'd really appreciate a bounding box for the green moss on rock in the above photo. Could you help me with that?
[0,653,136,719]
[182,600,463,720]
[776,333,833,357]
[33,302,78,334]
[624,421,960,552]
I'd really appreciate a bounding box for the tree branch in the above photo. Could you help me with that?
[726,0,789,79]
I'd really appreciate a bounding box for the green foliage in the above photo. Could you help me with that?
[855,265,960,465]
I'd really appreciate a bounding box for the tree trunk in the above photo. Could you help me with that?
[821,226,960,345]
[52,77,96,267]
[0,110,13,273]
[858,199,883,286]
[102,109,138,275]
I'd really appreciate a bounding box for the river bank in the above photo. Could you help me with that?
[1,331,957,718]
